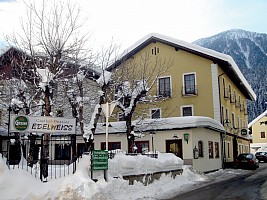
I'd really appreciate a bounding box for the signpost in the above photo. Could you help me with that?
[92,150,108,170]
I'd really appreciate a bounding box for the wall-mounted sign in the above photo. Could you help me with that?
[10,115,76,134]
[241,129,247,135]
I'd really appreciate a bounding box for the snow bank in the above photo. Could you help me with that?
[108,152,183,176]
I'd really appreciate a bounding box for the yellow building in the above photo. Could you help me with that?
[249,110,267,153]
[95,33,256,171]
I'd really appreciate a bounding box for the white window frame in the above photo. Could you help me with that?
[182,72,197,95]
[157,76,172,97]
[180,105,194,117]
[232,112,236,128]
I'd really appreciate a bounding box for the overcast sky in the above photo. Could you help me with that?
[0,0,267,51]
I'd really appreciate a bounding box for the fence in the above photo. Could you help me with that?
[2,133,79,182]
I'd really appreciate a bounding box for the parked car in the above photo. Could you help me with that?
[234,153,259,170]
[255,152,267,162]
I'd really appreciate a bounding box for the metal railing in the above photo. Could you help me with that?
[2,134,80,182]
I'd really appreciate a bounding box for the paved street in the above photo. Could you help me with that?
[166,163,267,200]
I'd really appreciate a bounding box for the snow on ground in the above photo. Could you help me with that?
[0,152,247,200]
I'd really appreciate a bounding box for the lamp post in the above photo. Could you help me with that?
[101,102,116,151]
[100,102,116,182]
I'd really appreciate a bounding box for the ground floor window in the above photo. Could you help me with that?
[134,141,149,153]
[227,142,230,158]
[215,142,219,158]
[208,141,214,159]
[55,144,71,160]
[101,142,121,151]
[198,141,204,157]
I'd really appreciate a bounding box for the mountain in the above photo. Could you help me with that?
[193,29,267,122]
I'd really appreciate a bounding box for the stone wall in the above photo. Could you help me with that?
[122,169,183,186]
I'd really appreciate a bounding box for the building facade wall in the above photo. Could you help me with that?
[252,116,267,143]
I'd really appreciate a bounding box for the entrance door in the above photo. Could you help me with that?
[233,137,238,161]
[166,139,183,159]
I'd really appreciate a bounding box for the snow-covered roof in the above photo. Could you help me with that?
[248,110,267,128]
[109,33,256,101]
[95,116,225,134]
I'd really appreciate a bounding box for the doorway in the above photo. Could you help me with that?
[166,139,183,159]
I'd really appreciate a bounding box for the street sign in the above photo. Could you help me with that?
[92,150,108,170]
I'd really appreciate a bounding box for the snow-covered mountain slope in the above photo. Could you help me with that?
[193,29,267,122]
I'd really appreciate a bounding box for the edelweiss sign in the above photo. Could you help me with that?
[10,115,76,134]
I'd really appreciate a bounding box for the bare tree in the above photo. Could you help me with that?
[83,43,119,152]
[5,0,93,179]
[111,51,173,153]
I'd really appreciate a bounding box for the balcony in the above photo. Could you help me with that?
[181,85,198,96]
[240,104,245,112]
[235,100,241,108]
[244,108,248,115]
[230,94,235,104]
[223,88,230,99]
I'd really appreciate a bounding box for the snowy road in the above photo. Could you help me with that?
[165,163,267,200]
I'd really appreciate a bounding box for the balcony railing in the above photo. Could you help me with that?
[223,88,230,99]
[240,104,245,112]
[181,85,198,96]
[230,94,235,103]
[235,100,241,108]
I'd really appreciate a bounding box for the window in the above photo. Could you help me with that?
[232,113,235,128]
[198,141,203,157]
[101,142,121,151]
[208,141,214,159]
[181,105,193,116]
[221,106,224,124]
[134,141,149,153]
[183,73,196,95]
[227,142,230,158]
[261,132,266,139]
[151,109,161,119]
[215,142,219,158]
[55,144,71,160]
[225,108,229,122]
[158,77,171,97]
[223,78,229,98]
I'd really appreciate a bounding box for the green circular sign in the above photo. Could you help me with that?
[14,116,29,131]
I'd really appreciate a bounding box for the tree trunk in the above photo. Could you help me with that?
[84,84,107,152]
[41,85,51,180]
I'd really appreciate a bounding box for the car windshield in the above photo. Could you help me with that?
[238,154,252,159]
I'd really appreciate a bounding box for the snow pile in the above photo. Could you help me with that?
[109,152,183,176]
[0,152,246,200]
